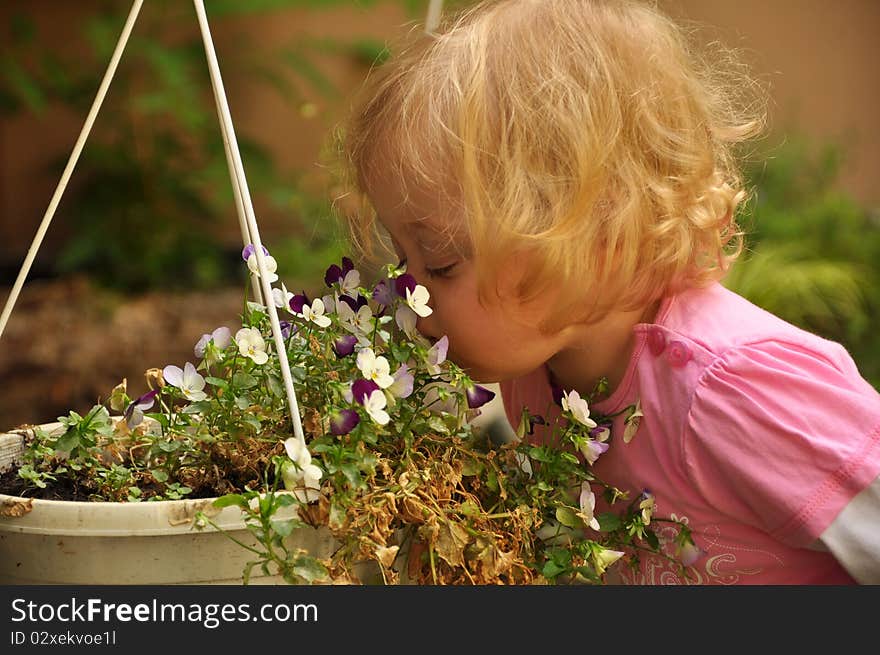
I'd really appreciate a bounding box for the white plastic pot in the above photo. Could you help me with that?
[0,423,342,585]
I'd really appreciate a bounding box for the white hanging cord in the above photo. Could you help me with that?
[425,0,444,34]
[0,0,145,341]
[221,127,262,305]
[192,0,306,449]
[214,89,262,305]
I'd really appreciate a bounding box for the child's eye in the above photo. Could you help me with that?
[425,262,458,279]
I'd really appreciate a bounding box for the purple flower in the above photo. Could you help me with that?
[241,243,269,261]
[338,294,367,312]
[279,320,295,340]
[580,439,610,466]
[329,408,360,436]
[372,280,393,307]
[124,389,158,428]
[325,257,357,288]
[394,273,417,298]
[465,383,496,409]
[388,364,414,399]
[351,379,380,405]
[289,292,310,315]
[333,334,358,358]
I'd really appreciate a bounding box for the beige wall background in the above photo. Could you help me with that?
[1,0,878,266]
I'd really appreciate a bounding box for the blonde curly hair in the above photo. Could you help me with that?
[335,0,768,325]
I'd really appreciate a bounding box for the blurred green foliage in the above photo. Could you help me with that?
[0,0,423,291]
[726,138,880,388]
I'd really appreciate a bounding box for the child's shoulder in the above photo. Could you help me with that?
[652,281,854,372]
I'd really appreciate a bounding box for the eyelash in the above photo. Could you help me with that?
[425,263,457,279]
[397,258,457,279]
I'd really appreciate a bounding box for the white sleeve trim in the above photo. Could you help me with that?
[818,474,880,584]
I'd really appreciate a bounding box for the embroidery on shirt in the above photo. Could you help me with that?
[616,514,781,585]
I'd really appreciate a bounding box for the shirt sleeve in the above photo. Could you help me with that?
[818,474,880,583]
[682,338,880,548]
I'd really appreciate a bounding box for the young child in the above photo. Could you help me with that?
[335,0,880,584]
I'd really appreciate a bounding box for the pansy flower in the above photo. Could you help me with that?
[272,284,294,312]
[388,364,414,399]
[329,408,360,436]
[243,244,278,283]
[124,389,158,428]
[592,547,625,575]
[324,257,360,295]
[465,383,496,409]
[162,362,208,402]
[235,327,269,365]
[405,284,433,318]
[281,438,323,503]
[333,334,358,358]
[194,326,232,366]
[578,481,601,531]
[425,336,448,375]
[579,424,611,466]
[356,348,395,389]
[289,292,309,316]
[302,298,332,328]
[362,389,391,426]
[561,389,598,429]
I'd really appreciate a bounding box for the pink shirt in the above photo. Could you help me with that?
[501,282,880,584]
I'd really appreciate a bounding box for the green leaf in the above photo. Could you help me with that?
[644,529,660,550]
[596,512,623,532]
[183,401,212,414]
[270,518,298,537]
[205,377,228,388]
[460,457,483,477]
[267,375,284,398]
[150,469,169,483]
[233,372,258,389]
[541,560,566,579]
[242,414,262,432]
[53,429,80,455]
[555,506,581,529]
[212,494,250,510]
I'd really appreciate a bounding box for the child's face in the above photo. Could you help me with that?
[366,175,570,384]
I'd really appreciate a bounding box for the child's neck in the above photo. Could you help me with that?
[546,301,660,403]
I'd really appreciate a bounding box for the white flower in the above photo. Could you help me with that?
[246,252,279,283]
[395,305,418,337]
[593,547,625,575]
[194,326,231,362]
[578,481,601,531]
[281,438,322,503]
[302,298,331,328]
[426,335,448,375]
[235,327,269,365]
[283,437,311,468]
[356,348,395,388]
[623,399,643,443]
[162,362,207,402]
[561,390,598,429]
[363,389,391,426]
[295,463,323,503]
[405,284,433,318]
[340,268,361,296]
[272,284,294,312]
